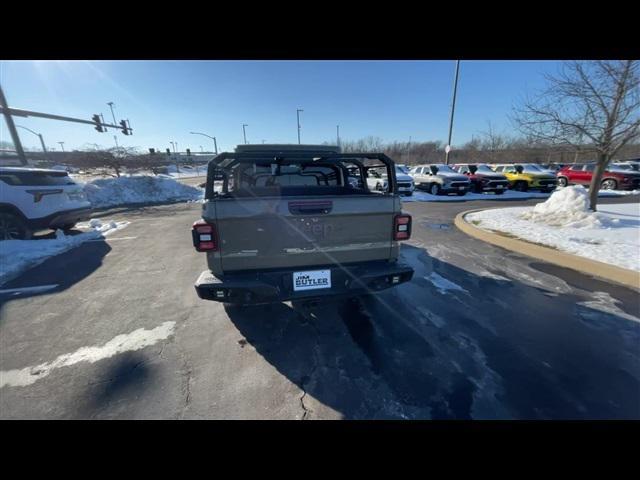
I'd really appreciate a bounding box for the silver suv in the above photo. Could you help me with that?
[409,164,471,196]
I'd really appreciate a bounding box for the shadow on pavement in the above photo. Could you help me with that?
[0,239,111,311]
[224,243,640,420]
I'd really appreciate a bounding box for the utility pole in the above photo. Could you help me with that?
[58,141,65,153]
[242,124,248,144]
[296,109,303,144]
[0,84,28,165]
[444,60,461,165]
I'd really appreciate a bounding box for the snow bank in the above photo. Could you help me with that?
[0,220,128,285]
[466,202,640,271]
[519,185,618,228]
[82,176,203,208]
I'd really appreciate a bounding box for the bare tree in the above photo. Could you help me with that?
[513,60,640,210]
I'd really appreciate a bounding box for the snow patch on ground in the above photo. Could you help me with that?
[401,187,640,203]
[466,199,640,272]
[424,272,468,294]
[578,291,640,324]
[82,176,203,208]
[0,321,176,388]
[0,219,128,285]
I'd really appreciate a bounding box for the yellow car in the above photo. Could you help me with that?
[490,164,558,192]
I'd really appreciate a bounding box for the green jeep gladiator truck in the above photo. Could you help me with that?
[193,145,414,305]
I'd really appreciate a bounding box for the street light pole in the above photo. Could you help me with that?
[16,125,48,157]
[107,102,117,125]
[296,109,303,144]
[190,132,218,154]
[336,125,340,148]
[444,60,461,165]
[58,141,65,153]
[0,84,27,165]
[242,124,248,144]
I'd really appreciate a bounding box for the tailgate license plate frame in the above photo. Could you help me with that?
[293,270,332,292]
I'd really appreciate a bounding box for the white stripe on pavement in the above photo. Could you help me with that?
[0,321,176,388]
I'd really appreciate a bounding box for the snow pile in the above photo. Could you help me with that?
[82,176,203,208]
[519,185,616,228]
[466,203,640,271]
[0,219,128,285]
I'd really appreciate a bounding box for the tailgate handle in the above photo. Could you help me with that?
[288,201,333,215]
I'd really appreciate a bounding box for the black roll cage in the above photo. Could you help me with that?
[204,151,398,199]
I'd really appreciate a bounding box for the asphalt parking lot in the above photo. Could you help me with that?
[1,194,639,419]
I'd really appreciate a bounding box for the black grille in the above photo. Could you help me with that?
[539,180,557,186]
[488,181,509,188]
[450,182,469,188]
[398,182,412,188]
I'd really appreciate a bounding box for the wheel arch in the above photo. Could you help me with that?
[0,203,28,221]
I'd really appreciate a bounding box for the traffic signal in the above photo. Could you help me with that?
[93,114,104,132]
[120,120,129,135]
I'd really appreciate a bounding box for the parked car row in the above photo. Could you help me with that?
[402,160,640,196]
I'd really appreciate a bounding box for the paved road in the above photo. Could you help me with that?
[1,196,638,419]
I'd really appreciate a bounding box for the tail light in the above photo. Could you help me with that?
[394,214,412,240]
[192,220,218,252]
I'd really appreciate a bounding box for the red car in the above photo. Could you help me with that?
[557,163,640,191]
[453,164,510,194]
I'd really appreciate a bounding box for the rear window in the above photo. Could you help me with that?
[0,170,75,186]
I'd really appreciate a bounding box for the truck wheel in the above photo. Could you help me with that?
[557,177,568,187]
[514,181,528,192]
[61,223,77,232]
[429,184,441,196]
[0,212,32,240]
[601,178,617,190]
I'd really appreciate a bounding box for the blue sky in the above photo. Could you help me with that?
[0,60,561,153]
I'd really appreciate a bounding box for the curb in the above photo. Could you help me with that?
[454,208,640,291]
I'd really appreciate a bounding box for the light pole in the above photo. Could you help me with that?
[190,132,218,154]
[242,124,248,144]
[200,146,203,153]
[107,102,117,125]
[16,125,48,157]
[444,60,461,165]
[58,141,65,153]
[296,108,303,144]
[336,125,340,147]
[170,141,180,173]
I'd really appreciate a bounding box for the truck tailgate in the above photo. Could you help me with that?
[209,195,396,272]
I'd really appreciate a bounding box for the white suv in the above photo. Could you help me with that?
[0,167,92,240]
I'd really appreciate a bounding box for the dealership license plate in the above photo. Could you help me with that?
[293,270,332,292]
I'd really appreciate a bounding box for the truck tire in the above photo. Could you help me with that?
[601,178,617,190]
[61,223,77,232]
[0,212,32,240]
[429,184,441,196]
[557,176,568,187]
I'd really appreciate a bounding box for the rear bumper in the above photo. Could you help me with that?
[195,261,414,304]
[28,207,93,230]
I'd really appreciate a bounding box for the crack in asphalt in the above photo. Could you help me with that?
[294,306,322,420]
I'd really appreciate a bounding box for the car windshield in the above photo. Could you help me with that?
[430,164,457,174]
[475,165,495,173]
[520,164,544,173]
[396,166,409,174]
[611,164,632,171]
